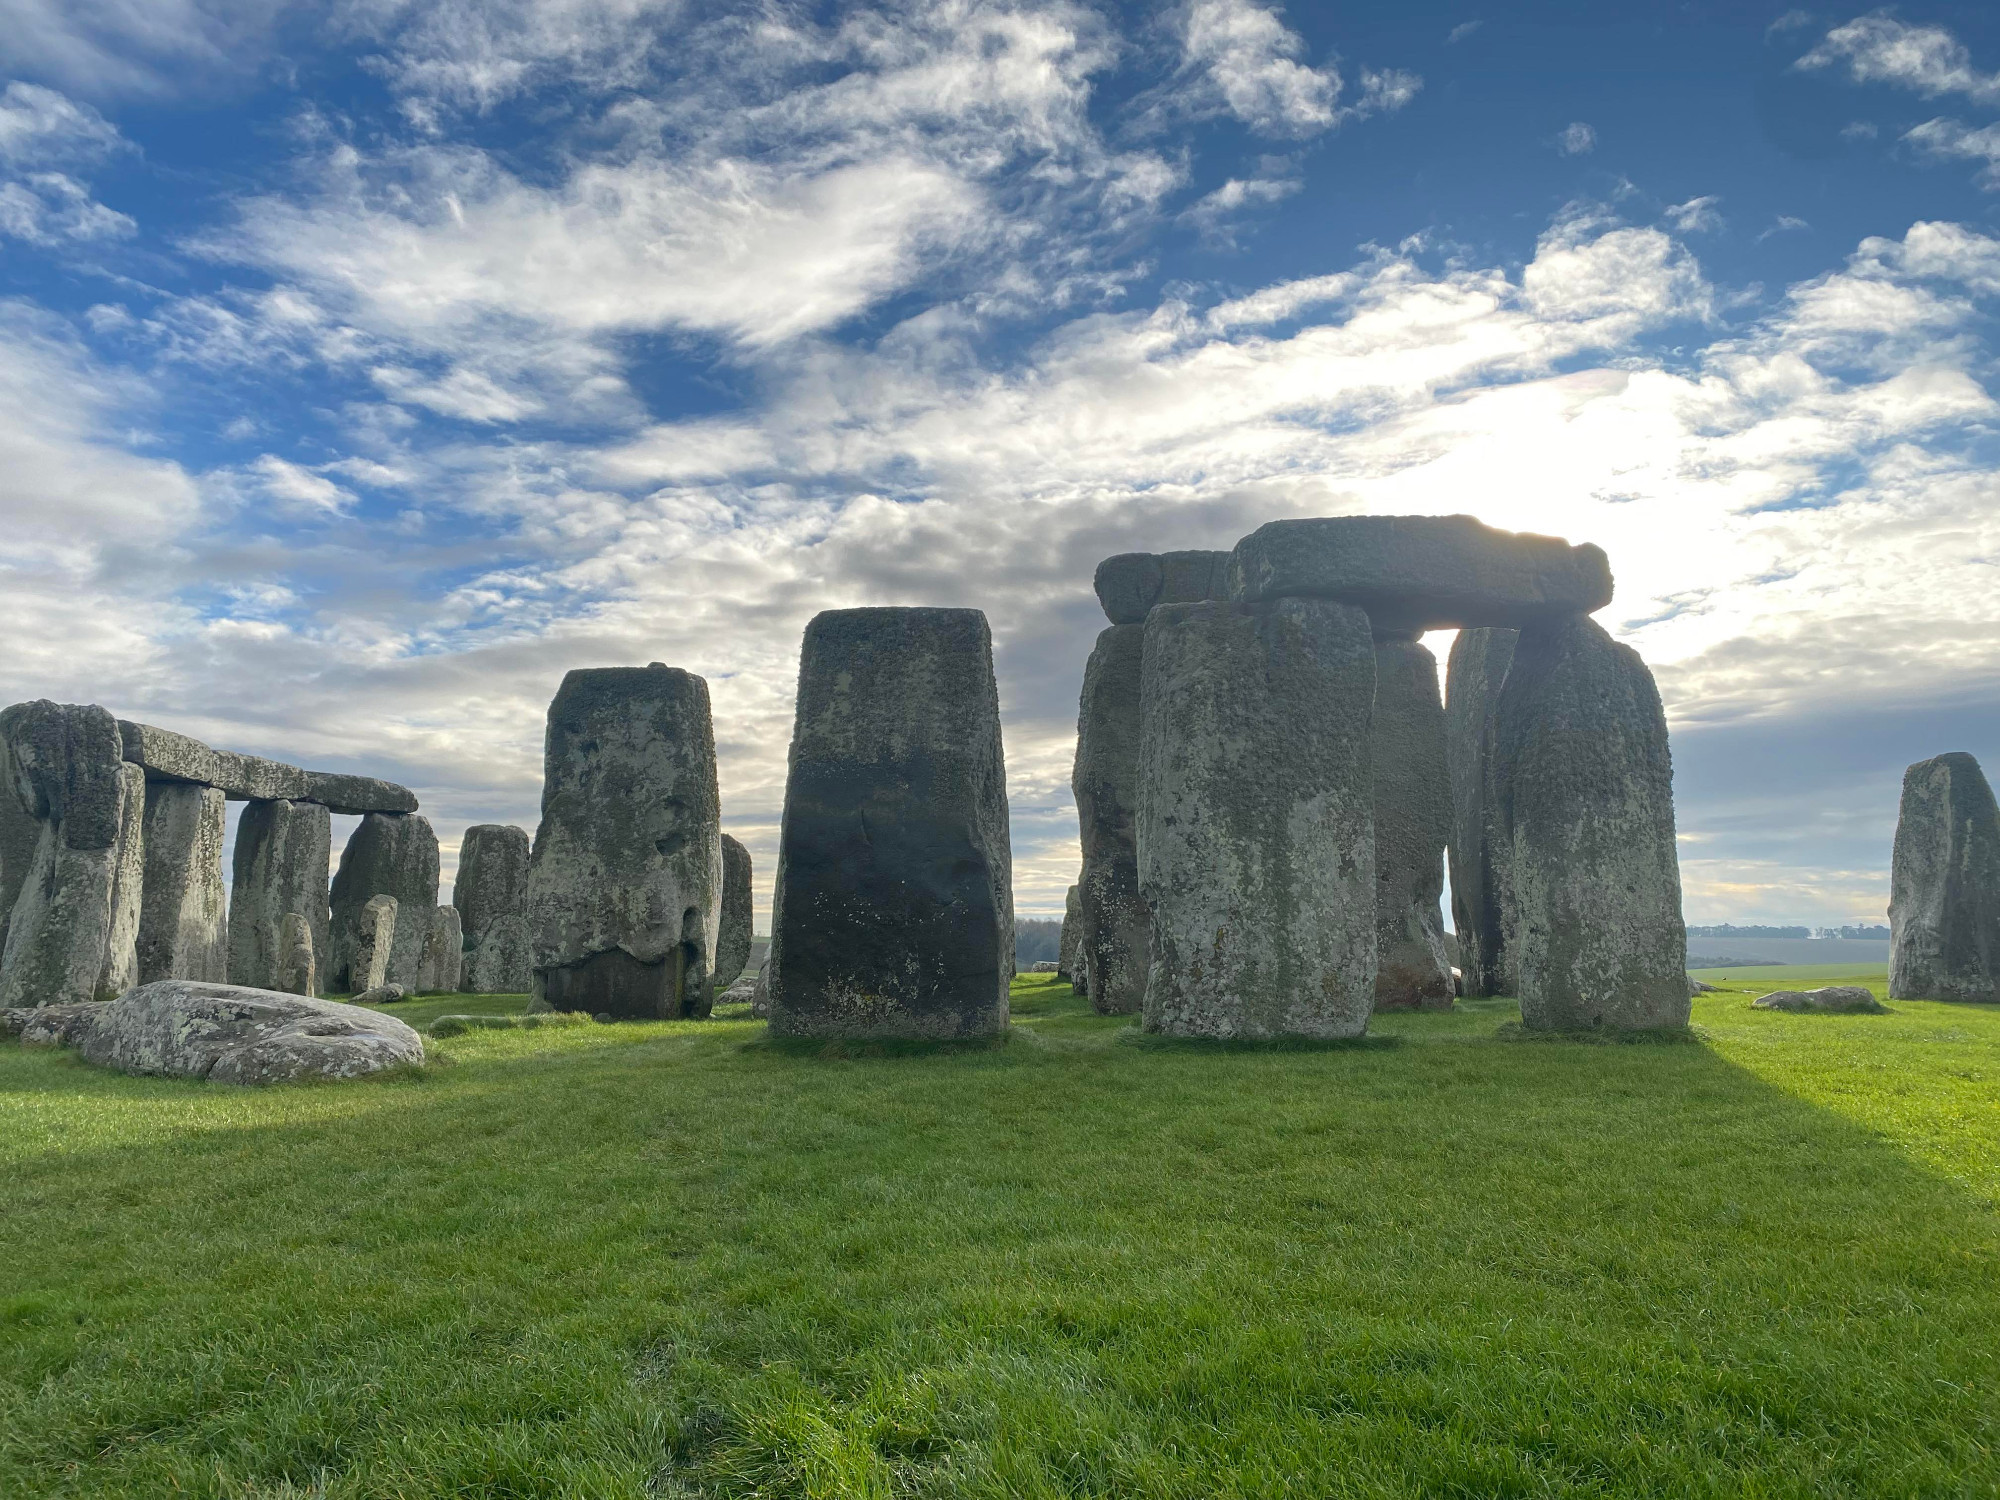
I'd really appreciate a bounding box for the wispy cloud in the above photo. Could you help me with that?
[1172,0,1418,138]
[1904,117,2000,188]
[1554,120,1595,156]
[1796,11,2000,104]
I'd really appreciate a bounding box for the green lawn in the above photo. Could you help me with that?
[2,975,1996,1497]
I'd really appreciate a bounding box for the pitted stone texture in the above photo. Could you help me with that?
[1445,627,1518,998]
[713,835,753,990]
[1,700,127,850]
[769,608,1013,1039]
[1072,623,1149,1015]
[525,665,722,1019]
[12,980,422,1083]
[419,905,462,993]
[228,799,333,994]
[1091,550,1229,624]
[1372,638,1453,1011]
[0,740,40,952]
[137,782,229,985]
[351,894,398,995]
[463,913,532,994]
[1888,752,2000,1003]
[1227,515,1613,633]
[329,813,438,992]
[116,720,417,815]
[1752,986,1888,1014]
[1138,598,1377,1039]
[1495,615,1688,1031]
[750,955,771,1019]
[0,760,145,1008]
[275,912,316,997]
[1059,883,1082,990]
[452,824,530,950]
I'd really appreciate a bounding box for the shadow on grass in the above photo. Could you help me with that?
[1493,1020,1707,1046]
[747,1030,1015,1061]
[1117,1027,1402,1054]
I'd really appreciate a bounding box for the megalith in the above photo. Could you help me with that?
[714,834,753,990]
[329,812,439,991]
[453,823,532,994]
[419,905,463,993]
[1072,623,1149,1014]
[1372,634,1453,1010]
[1445,627,1519,997]
[228,798,333,994]
[1137,599,1378,1039]
[768,607,1013,1039]
[523,664,723,1020]
[0,741,39,955]
[275,912,316,997]
[1888,752,2000,1003]
[136,782,229,985]
[464,913,531,994]
[0,701,146,1006]
[1494,615,1688,1030]
[350,894,397,995]
[1058,882,1082,991]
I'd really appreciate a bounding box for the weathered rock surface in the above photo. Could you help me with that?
[1072,623,1149,1015]
[350,894,397,996]
[769,608,1013,1039]
[1494,615,1688,1031]
[227,798,333,994]
[1752,985,1888,1014]
[714,835,753,989]
[117,720,417,815]
[1059,882,1082,989]
[9,980,422,1082]
[0,741,40,954]
[419,905,462,993]
[275,912,316,997]
[1372,636,1454,1011]
[463,912,531,994]
[329,812,439,992]
[1687,976,1720,995]
[136,782,228,985]
[2,700,128,849]
[750,955,771,1019]
[1227,515,1613,633]
[452,824,530,951]
[353,983,406,1005]
[1138,598,1378,1039]
[99,763,145,1001]
[1889,752,2000,1003]
[524,665,722,1019]
[1091,549,1230,623]
[1445,627,1519,998]
[1027,960,1059,973]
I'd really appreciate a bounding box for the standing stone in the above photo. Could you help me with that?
[0,702,144,1007]
[350,894,398,995]
[714,835,753,989]
[136,782,229,984]
[1072,623,1149,1015]
[452,824,531,951]
[329,812,439,991]
[1138,599,1378,1039]
[419,905,463,993]
[274,912,316,997]
[1058,882,1083,991]
[524,664,723,1019]
[0,739,39,956]
[1888,752,2000,1003]
[1446,627,1519,997]
[1495,615,1688,1031]
[464,912,531,994]
[768,608,1013,1039]
[1372,635,1454,1011]
[227,798,333,994]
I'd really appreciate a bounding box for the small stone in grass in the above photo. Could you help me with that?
[1751,986,1888,1014]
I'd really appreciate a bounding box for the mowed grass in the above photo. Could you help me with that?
[2,975,1997,1498]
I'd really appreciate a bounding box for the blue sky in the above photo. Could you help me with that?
[3,1,1998,926]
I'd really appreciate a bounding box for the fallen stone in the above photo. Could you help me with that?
[354,983,406,1005]
[1494,615,1688,1031]
[1028,960,1059,973]
[1751,986,1889,1014]
[524,665,722,1019]
[714,972,758,1008]
[769,607,1013,1039]
[1072,623,1150,1015]
[451,824,530,953]
[226,799,333,994]
[329,812,439,991]
[1138,598,1378,1039]
[136,782,229,985]
[1889,752,2000,1004]
[419,905,463,993]
[1227,514,1613,633]
[13,980,422,1083]
[428,1011,591,1037]
[116,720,417,815]
[1687,975,1720,995]
[463,912,532,995]
[1372,635,1454,1011]
[350,894,398,996]
[275,912,317,997]
[1445,627,1519,998]
[713,834,753,989]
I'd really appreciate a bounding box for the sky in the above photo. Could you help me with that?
[2,0,1998,929]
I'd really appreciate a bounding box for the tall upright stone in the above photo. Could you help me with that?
[228,798,333,994]
[0,739,39,956]
[1072,623,1149,1014]
[1446,627,1519,997]
[453,823,532,994]
[329,812,438,991]
[1888,752,2000,1003]
[0,701,145,1007]
[1495,615,1688,1031]
[1372,634,1453,1010]
[351,894,398,996]
[769,608,1013,1039]
[1138,599,1378,1039]
[136,782,229,984]
[1058,882,1082,991]
[524,664,723,1019]
[275,912,317,997]
[464,913,532,994]
[419,905,463,993]
[714,834,753,990]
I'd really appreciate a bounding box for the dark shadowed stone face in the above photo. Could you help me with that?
[713,835,754,990]
[228,798,334,994]
[1093,552,1165,624]
[1371,638,1453,1011]
[1071,622,1149,1014]
[1889,752,2000,1003]
[770,607,1012,1039]
[1445,627,1519,999]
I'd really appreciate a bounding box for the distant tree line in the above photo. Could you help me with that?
[1015,919,1062,966]
[1686,922,1890,941]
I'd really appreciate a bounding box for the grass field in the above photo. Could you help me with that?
[3,973,1997,1497]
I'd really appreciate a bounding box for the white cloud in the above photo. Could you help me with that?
[1754,214,1811,244]
[0,0,293,99]
[0,83,133,243]
[1174,0,1418,138]
[1446,21,1482,45]
[1555,120,1595,156]
[0,81,126,162]
[0,171,136,242]
[247,455,357,515]
[1179,172,1300,245]
[1663,195,1723,234]
[1904,117,2000,189]
[1796,12,2000,105]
